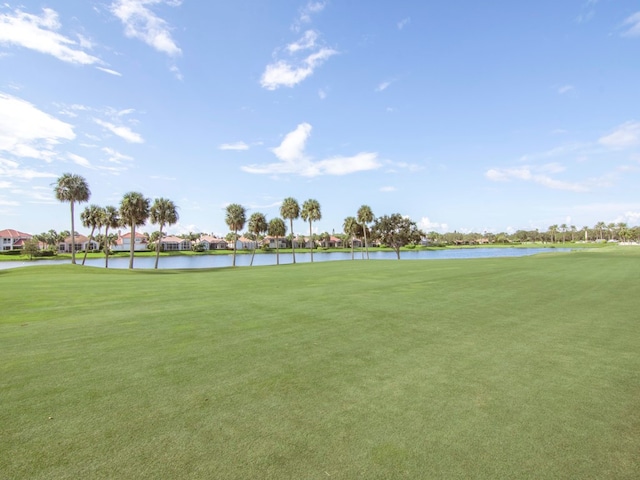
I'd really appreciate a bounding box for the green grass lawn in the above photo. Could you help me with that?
[1,249,639,479]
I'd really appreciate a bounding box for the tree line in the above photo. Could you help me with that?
[37,173,637,269]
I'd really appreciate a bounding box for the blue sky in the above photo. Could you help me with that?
[1,0,640,237]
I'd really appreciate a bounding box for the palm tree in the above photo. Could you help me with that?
[559,223,568,244]
[102,206,120,268]
[343,216,358,260]
[268,217,286,265]
[548,225,558,243]
[301,199,321,262]
[357,205,374,260]
[582,226,589,242]
[53,173,91,264]
[80,204,104,266]
[280,197,300,264]
[248,212,268,266]
[225,203,246,267]
[150,197,179,269]
[617,222,629,243]
[120,192,150,269]
[570,225,577,243]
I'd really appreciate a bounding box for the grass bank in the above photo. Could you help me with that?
[1,249,638,478]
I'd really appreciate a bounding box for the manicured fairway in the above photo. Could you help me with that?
[1,249,639,479]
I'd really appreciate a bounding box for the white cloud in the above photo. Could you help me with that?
[169,64,183,80]
[219,142,249,151]
[376,81,392,92]
[557,85,574,94]
[261,47,337,90]
[110,0,182,56]
[94,118,143,143]
[0,158,57,180]
[102,147,133,164]
[242,123,381,177]
[621,11,640,37]
[68,152,92,168]
[96,66,122,76]
[397,17,411,30]
[272,123,312,162]
[286,30,318,53]
[293,1,326,31]
[420,217,448,232]
[485,165,589,192]
[0,7,102,65]
[318,88,327,99]
[598,121,640,149]
[615,211,640,225]
[380,186,396,192]
[0,92,75,161]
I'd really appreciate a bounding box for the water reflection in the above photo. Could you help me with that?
[0,247,571,270]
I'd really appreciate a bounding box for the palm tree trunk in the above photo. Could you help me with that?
[275,236,280,265]
[154,225,163,269]
[309,221,313,262]
[363,226,369,259]
[70,202,76,264]
[104,226,110,268]
[82,226,96,266]
[232,229,237,267]
[250,244,256,266]
[351,235,354,260]
[290,219,296,264]
[129,224,135,269]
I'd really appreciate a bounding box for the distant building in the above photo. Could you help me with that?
[113,232,149,252]
[0,229,32,251]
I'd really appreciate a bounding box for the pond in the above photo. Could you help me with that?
[0,247,572,270]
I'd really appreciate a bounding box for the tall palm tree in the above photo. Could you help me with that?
[80,204,104,266]
[548,225,558,243]
[120,192,150,269]
[582,226,589,242]
[343,216,358,260]
[268,217,286,265]
[53,173,91,264]
[301,199,321,262]
[102,206,120,268]
[559,223,568,244]
[248,212,268,266]
[280,197,300,264]
[617,222,629,243]
[357,205,374,260]
[150,197,179,269]
[225,203,246,267]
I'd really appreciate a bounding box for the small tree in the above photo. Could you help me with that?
[248,212,268,266]
[301,199,321,262]
[372,214,423,260]
[225,204,246,267]
[268,217,286,265]
[120,192,151,269]
[53,173,90,264]
[23,238,40,260]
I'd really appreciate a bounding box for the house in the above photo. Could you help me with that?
[262,236,287,249]
[159,235,191,251]
[0,229,32,251]
[199,235,229,250]
[112,232,149,252]
[58,235,99,253]
[234,236,258,250]
[328,236,343,248]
